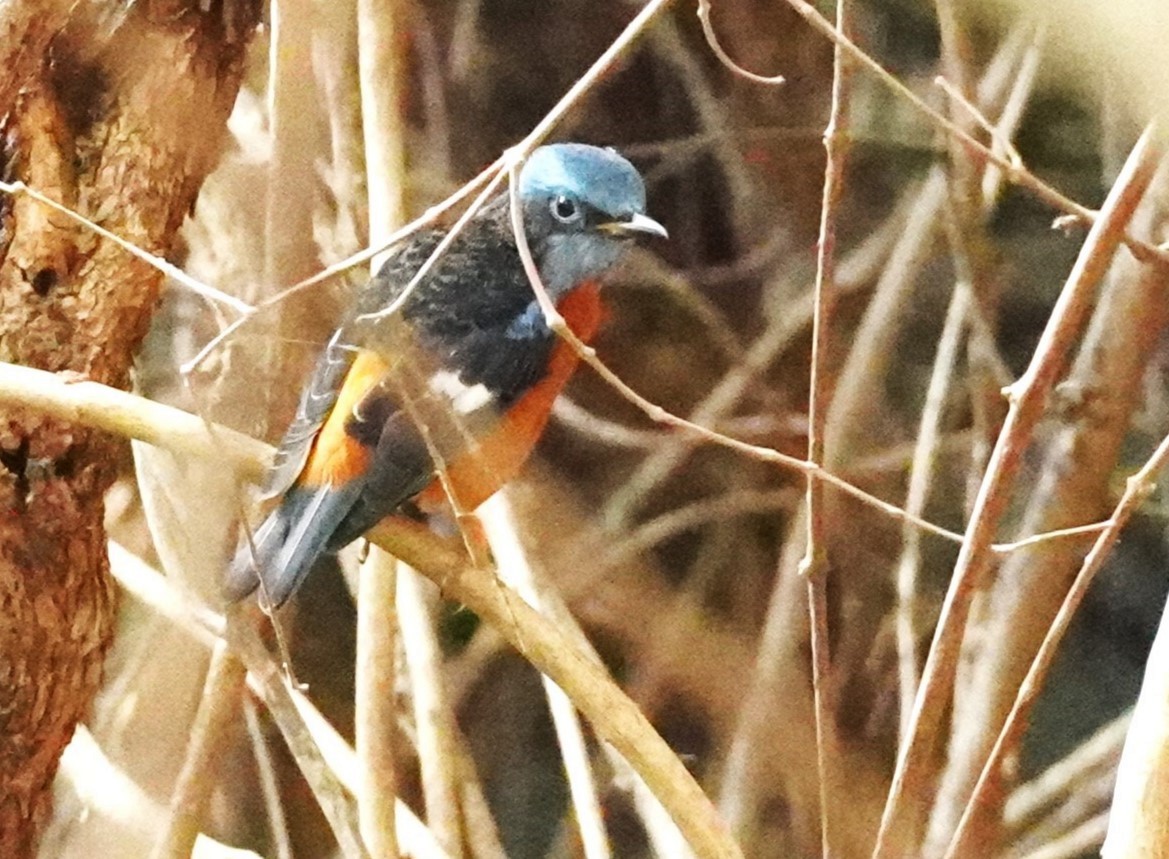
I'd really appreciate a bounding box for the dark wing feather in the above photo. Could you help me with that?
[224,480,366,606]
[262,328,354,498]
[325,408,434,550]
[261,230,447,498]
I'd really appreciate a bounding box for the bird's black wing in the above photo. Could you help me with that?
[261,229,448,499]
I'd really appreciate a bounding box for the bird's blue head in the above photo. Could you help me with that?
[518,143,666,299]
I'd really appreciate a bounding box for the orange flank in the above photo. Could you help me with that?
[416,281,604,514]
[300,349,391,488]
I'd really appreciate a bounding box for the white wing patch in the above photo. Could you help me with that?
[428,369,496,415]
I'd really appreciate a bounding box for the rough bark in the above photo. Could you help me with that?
[0,2,260,854]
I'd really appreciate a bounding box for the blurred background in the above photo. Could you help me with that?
[41,1,1169,857]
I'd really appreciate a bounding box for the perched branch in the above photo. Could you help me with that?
[6,360,742,859]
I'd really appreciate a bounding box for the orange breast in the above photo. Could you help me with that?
[415,282,604,514]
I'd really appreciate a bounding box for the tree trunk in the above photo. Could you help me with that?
[0,2,259,854]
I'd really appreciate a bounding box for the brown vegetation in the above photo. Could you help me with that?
[1,1,1168,858]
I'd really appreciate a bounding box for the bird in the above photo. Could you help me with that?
[226,143,667,609]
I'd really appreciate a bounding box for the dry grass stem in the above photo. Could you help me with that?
[894,273,970,744]
[355,548,401,859]
[479,494,613,859]
[931,160,1169,855]
[1005,711,1130,836]
[243,698,294,859]
[398,567,468,858]
[357,0,409,254]
[149,642,246,859]
[800,0,854,853]
[264,0,325,298]
[352,0,412,849]
[876,124,1162,858]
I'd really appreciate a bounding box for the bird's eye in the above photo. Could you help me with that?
[551,195,579,223]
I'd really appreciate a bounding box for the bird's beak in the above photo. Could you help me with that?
[599,212,669,240]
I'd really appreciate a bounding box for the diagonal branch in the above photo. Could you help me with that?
[872,123,1162,858]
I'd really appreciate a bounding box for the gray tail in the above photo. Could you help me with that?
[224,483,363,609]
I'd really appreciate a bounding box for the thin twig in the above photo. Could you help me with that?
[800,0,852,852]
[0,335,1112,572]
[779,0,1169,266]
[873,123,1161,859]
[894,257,970,745]
[504,161,965,556]
[933,0,974,114]
[695,0,784,85]
[0,179,251,314]
[930,153,1169,855]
